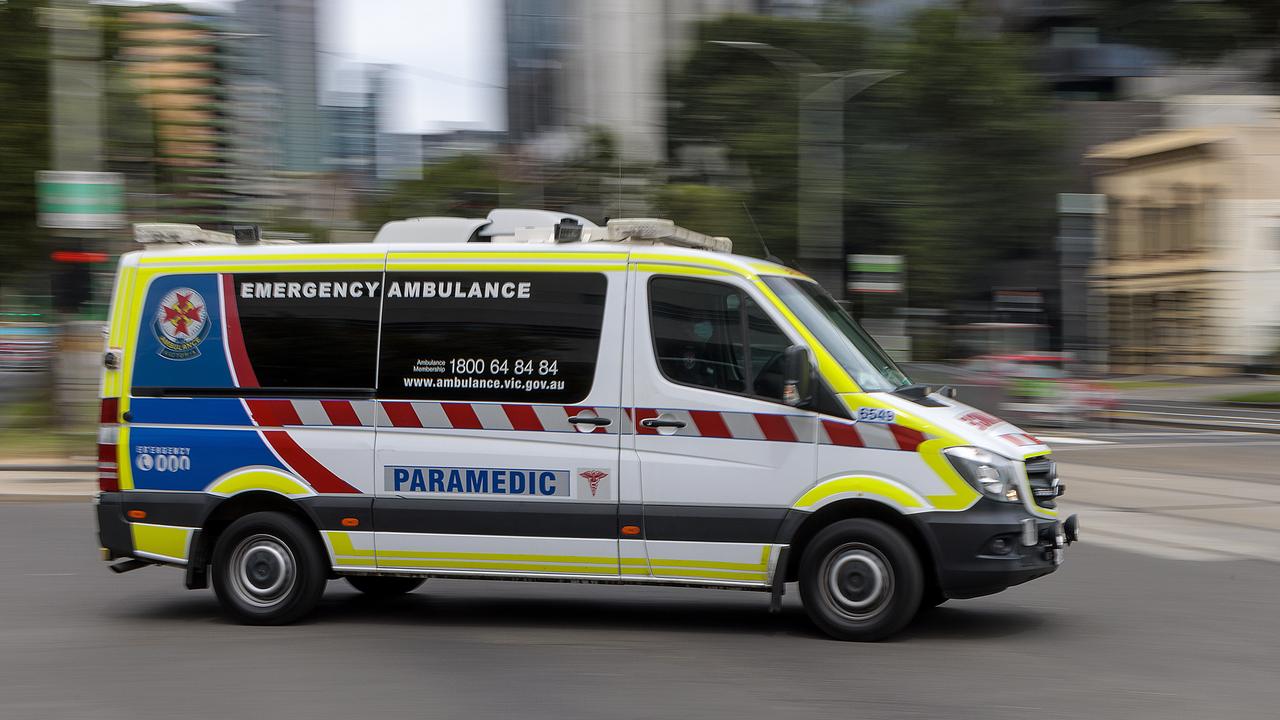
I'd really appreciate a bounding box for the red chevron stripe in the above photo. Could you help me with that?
[382,402,421,428]
[890,424,926,452]
[503,404,543,432]
[689,410,731,438]
[442,403,482,430]
[822,419,864,447]
[321,400,361,427]
[246,399,300,427]
[261,430,358,494]
[754,413,797,442]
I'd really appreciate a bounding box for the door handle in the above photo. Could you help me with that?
[568,415,612,427]
[640,417,686,429]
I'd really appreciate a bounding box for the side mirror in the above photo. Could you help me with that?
[782,345,813,407]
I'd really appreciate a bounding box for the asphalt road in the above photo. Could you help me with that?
[3,462,1279,720]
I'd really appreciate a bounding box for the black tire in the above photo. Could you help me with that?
[344,575,425,597]
[798,518,923,641]
[211,511,327,625]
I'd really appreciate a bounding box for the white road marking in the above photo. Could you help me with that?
[1037,436,1113,445]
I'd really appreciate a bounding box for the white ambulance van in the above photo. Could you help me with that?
[96,211,1076,641]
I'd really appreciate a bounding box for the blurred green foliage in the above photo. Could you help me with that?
[670,9,1065,307]
[0,0,50,279]
[1096,1,1280,67]
[357,154,511,229]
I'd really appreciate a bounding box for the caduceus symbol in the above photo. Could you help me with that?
[579,470,607,497]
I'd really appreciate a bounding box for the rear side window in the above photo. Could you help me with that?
[231,272,381,390]
[378,272,606,403]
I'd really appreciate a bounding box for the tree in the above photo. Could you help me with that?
[669,10,1065,307]
[0,0,50,280]
[357,154,511,230]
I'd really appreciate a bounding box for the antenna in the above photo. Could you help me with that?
[741,201,786,265]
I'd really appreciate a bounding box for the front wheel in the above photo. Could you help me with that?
[211,511,328,625]
[799,518,923,641]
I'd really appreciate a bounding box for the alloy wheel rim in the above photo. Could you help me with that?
[820,542,894,621]
[228,533,297,608]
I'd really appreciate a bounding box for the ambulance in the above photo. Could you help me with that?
[95,210,1077,641]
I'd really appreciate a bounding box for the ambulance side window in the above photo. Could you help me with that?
[377,272,607,404]
[233,272,381,390]
[648,277,792,401]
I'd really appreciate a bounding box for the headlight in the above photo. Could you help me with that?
[944,446,1021,503]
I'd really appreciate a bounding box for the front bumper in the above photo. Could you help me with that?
[916,500,1076,600]
[96,492,133,560]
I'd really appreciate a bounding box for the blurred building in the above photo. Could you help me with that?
[235,0,324,173]
[120,8,237,225]
[505,0,753,162]
[1088,114,1280,374]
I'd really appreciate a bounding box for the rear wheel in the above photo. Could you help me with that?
[211,511,327,625]
[799,518,923,641]
[345,575,424,597]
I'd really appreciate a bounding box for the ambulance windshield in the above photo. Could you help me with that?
[762,277,911,393]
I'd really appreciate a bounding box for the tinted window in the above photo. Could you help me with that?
[232,272,381,390]
[649,277,792,399]
[378,272,606,403]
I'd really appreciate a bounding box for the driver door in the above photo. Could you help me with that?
[628,273,818,585]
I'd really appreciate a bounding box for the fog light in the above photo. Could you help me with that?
[985,536,1013,555]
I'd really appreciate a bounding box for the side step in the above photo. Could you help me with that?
[109,558,152,574]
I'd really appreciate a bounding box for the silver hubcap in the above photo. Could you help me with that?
[228,534,296,608]
[820,543,894,621]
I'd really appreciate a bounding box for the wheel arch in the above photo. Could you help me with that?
[187,491,326,589]
[779,499,939,593]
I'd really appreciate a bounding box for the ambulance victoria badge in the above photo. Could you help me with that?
[153,288,210,360]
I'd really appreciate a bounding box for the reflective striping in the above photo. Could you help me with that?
[794,476,927,511]
[291,400,332,427]
[127,395,932,452]
[322,399,363,426]
[755,414,796,442]
[130,523,193,562]
[326,531,770,581]
[471,403,512,431]
[207,468,314,497]
[721,411,765,440]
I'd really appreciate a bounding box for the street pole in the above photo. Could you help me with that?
[711,41,898,297]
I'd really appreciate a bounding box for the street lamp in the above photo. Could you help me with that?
[711,41,899,296]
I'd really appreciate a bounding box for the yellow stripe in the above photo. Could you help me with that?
[629,250,757,278]
[378,549,619,564]
[384,262,621,273]
[369,558,619,574]
[207,470,312,497]
[130,523,192,561]
[918,437,983,511]
[631,263,734,277]
[388,251,628,261]
[328,533,773,577]
[794,476,927,510]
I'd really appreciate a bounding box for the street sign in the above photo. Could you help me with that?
[847,253,903,294]
[37,171,124,229]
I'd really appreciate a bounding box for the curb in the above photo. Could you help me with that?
[1221,401,1280,409]
[1103,411,1280,435]
[0,494,94,502]
[0,464,95,473]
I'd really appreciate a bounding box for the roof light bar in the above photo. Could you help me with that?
[602,218,732,253]
[134,223,238,245]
